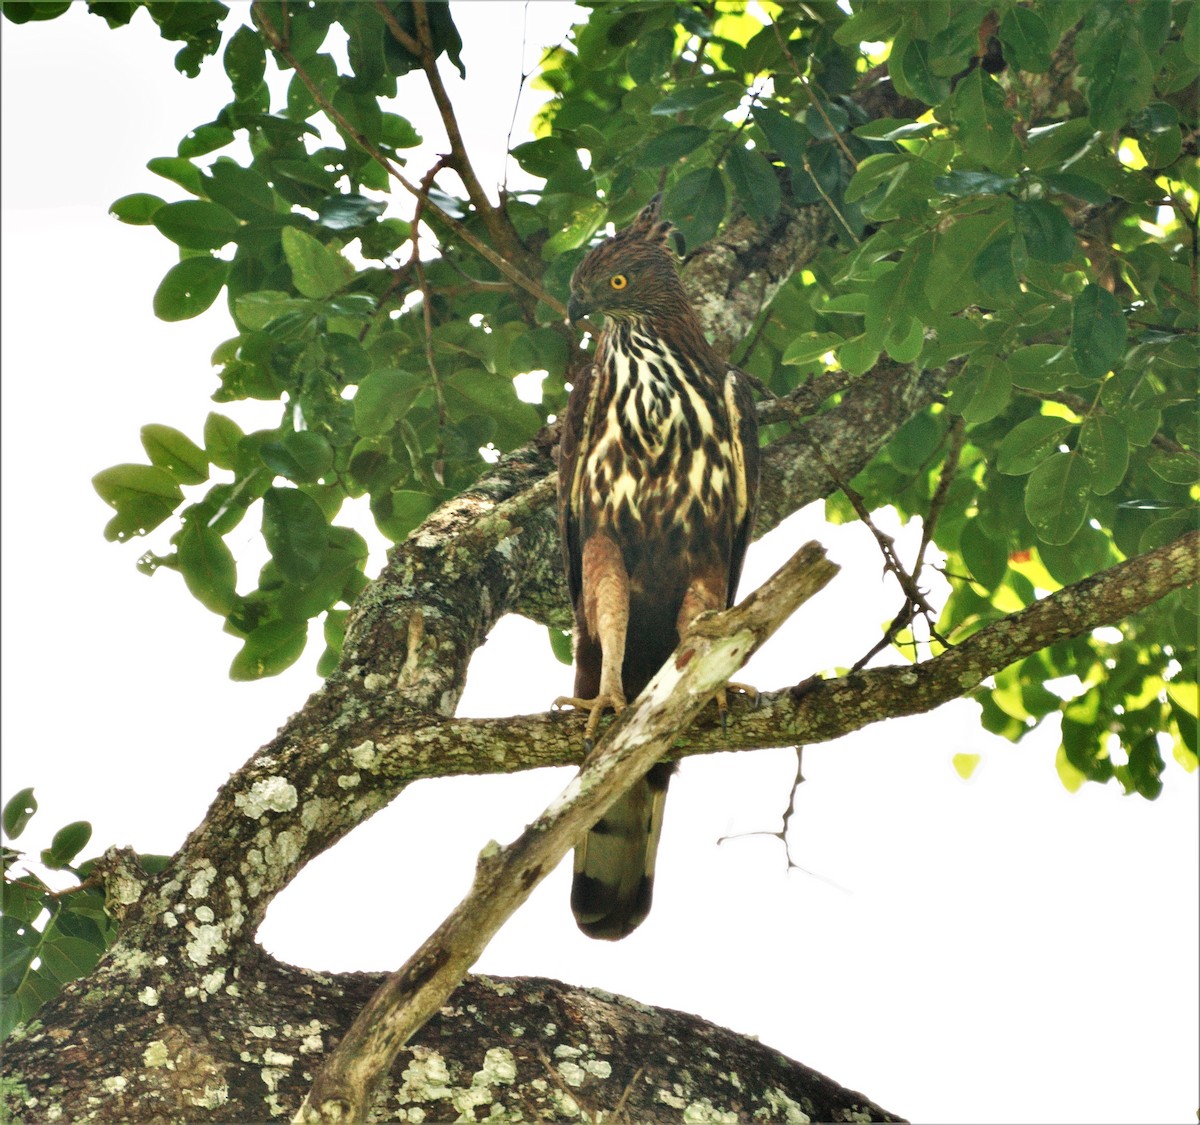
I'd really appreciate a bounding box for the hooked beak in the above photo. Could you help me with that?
[566,293,589,327]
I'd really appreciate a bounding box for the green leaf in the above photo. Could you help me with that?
[725,145,781,226]
[316,193,388,231]
[354,368,423,437]
[151,200,239,250]
[548,626,573,666]
[2,789,37,840]
[751,104,809,169]
[153,257,229,322]
[262,487,327,583]
[782,333,844,366]
[1006,343,1072,392]
[959,520,1008,589]
[376,488,437,542]
[662,167,726,251]
[948,360,1012,424]
[146,155,204,196]
[933,171,1017,197]
[177,520,237,616]
[281,227,355,299]
[37,935,103,984]
[177,123,234,159]
[1079,415,1129,495]
[1013,200,1076,263]
[1147,451,1200,486]
[203,412,245,471]
[895,37,951,105]
[1080,12,1155,132]
[1071,284,1127,379]
[109,192,166,225]
[223,24,266,98]
[41,822,92,870]
[1024,451,1092,545]
[542,200,605,257]
[235,291,311,331]
[973,233,1027,300]
[92,463,183,542]
[230,619,309,681]
[996,416,1073,475]
[260,431,334,484]
[999,6,1053,72]
[949,68,1019,169]
[637,125,709,168]
[203,162,276,218]
[140,424,208,485]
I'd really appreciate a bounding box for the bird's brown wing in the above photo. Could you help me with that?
[557,361,601,612]
[723,366,761,608]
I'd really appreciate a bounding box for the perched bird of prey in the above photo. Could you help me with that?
[556,198,760,939]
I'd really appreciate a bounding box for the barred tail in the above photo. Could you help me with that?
[570,763,672,940]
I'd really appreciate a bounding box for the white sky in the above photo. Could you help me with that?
[1,6,1197,1123]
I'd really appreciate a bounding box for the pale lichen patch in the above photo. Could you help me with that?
[187,862,216,900]
[755,1087,812,1123]
[235,776,298,819]
[337,773,361,789]
[138,987,159,1007]
[185,924,228,968]
[143,1040,171,1068]
[101,1076,127,1094]
[684,1099,739,1123]
[249,1025,278,1038]
[556,1061,587,1088]
[363,672,389,692]
[348,740,380,770]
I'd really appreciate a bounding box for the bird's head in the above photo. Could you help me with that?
[566,197,687,328]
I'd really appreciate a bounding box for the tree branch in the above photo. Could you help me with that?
[295,542,840,1123]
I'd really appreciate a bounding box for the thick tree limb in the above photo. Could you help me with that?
[295,542,840,1123]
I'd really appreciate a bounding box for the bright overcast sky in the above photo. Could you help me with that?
[1,5,1197,1123]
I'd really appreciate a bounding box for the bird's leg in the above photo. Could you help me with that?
[554,535,629,748]
[677,575,757,732]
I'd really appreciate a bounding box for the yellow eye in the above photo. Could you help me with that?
[609,274,628,291]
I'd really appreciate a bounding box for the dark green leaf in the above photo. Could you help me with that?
[1071,284,1127,379]
[141,424,208,485]
[996,416,1073,475]
[376,489,437,542]
[751,104,809,169]
[316,193,388,231]
[959,520,1009,589]
[354,367,423,437]
[177,520,237,615]
[548,627,573,666]
[637,125,709,168]
[949,68,1019,169]
[1024,451,1092,545]
[177,123,234,159]
[223,24,266,98]
[725,145,781,226]
[260,431,334,484]
[1079,415,1129,495]
[662,167,726,251]
[948,361,1012,424]
[153,257,229,321]
[933,171,1017,197]
[262,487,327,583]
[146,155,204,196]
[999,6,1053,72]
[896,37,951,105]
[230,619,309,681]
[152,200,240,250]
[109,193,166,225]
[2,789,37,840]
[41,822,92,870]
[202,161,276,218]
[1013,200,1076,263]
[1147,451,1200,485]
[37,935,103,984]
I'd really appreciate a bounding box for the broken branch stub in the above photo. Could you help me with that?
[294,540,839,1123]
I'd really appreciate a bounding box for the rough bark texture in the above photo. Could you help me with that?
[2,955,904,1123]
